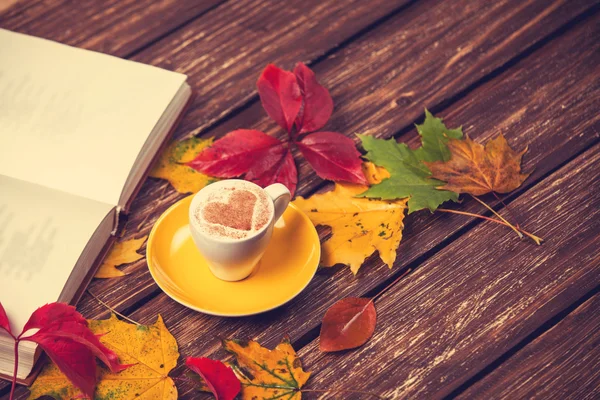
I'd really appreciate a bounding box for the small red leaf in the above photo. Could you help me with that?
[320,297,377,352]
[294,62,333,134]
[187,130,283,177]
[257,64,302,133]
[0,302,11,336]
[186,357,241,400]
[297,132,367,185]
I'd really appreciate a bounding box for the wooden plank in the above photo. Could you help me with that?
[76,8,599,400]
[296,143,600,398]
[0,0,225,57]
[130,0,414,139]
[79,0,598,329]
[457,293,600,399]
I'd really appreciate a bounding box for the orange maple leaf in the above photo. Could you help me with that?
[425,134,530,196]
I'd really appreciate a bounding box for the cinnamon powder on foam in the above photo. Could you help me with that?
[196,187,271,239]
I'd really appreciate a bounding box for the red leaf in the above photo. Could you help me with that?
[293,62,333,134]
[257,64,302,133]
[22,303,86,333]
[186,357,241,400]
[187,130,283,177]
[19,303,130,398]
[319,297,377,352]
[187,130,298,195]
[297,132,367,185]
[0,302,12,336]
[245,146,298,196]
[26,321,129,373]
[30,335,97,398]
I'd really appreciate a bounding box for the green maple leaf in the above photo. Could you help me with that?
[414,109,463,162]
[358,110,462,213]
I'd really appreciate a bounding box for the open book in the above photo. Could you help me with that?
[0,29,191,381]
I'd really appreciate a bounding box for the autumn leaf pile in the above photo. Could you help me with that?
[29,314,179,400]
[1,301,314,400]
[0,303,129,399]
[358,110,463,213]
[359,110,530,203]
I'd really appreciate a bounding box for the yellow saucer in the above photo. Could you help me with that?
[146,195,320,316]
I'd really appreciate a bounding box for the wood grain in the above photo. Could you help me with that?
[130,0,413,139]
[458,293,600,399]
[2,0,599,398]
[76,10,599,400]
[297,143,600,399]
[0,0,226,57]
[78,0,599,335]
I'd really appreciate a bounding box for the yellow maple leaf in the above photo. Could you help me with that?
[224,337,310,400]
[28,314,179,400]
[293,163,408,274]
[94,236,147,278]
[149,136,216,194]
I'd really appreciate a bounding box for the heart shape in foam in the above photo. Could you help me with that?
[202,189,257,231]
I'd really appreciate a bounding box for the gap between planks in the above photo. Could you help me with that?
[144,0,423,142]
[446,283,600,399]
[120,0,231,60]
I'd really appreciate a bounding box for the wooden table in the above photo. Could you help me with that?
[2,0,599,398]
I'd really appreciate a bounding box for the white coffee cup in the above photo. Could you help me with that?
[188,179,291,281]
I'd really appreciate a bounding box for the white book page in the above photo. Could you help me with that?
[0,29,186,205]
[0,175,113,333]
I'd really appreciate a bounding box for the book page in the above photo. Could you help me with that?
[0,175,113,333]
[0,29,186,205]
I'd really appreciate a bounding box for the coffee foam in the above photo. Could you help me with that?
[192,181,272,240]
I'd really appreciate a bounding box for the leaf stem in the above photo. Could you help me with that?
[10,339,18,400]
[470,195,523,239]
[371,268,412,303]
[301,388,386,399]
[492,192,521,228]
[437,208,543,245]
[86,290,141,325]
[472,195,543,245]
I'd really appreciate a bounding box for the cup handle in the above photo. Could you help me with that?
[264,183,291,221]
